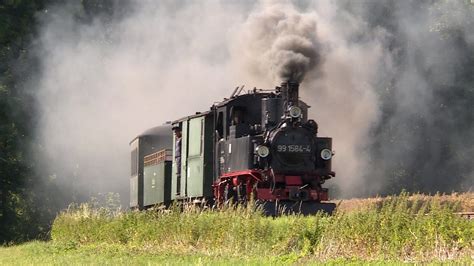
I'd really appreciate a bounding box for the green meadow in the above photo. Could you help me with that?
[1,193,472,265]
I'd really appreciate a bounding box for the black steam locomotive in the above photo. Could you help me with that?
[130,81,336,214]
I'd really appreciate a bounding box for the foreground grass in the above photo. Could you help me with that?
[0,242,279,265]
[3,241,472,265]
[50,193,473,263]
[1,193,472,264]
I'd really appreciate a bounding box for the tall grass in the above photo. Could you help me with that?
[51,193,473,262]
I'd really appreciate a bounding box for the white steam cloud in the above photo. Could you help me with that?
[35,1,245,201]
[301,1,391,195]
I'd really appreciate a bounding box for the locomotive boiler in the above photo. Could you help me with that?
[130,80,336,214]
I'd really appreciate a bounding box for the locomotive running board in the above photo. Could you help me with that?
[259,201,336,216]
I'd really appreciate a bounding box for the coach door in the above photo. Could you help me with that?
[186,116,205,197]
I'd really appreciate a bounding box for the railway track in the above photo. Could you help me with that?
[456,212,474,220]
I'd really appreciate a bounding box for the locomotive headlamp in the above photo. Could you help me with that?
[320,149,332,160]
[289,106,302,118]
[256,145,270,158]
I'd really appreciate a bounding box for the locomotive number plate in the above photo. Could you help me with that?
[277,145,311,153]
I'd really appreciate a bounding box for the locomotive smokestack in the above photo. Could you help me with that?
[281,80,300,110]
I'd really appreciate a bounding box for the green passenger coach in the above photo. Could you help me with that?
[130,112,215,209]
[129,125,172,209]
[171,112,214,201]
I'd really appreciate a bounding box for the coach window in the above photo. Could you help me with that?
[131,148,138,176]
[216,111,224,139]
[200,118,204,155]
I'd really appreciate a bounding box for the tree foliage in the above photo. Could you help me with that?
[0,0,44,244]
[0,0,130,244]
[366,0,474,194]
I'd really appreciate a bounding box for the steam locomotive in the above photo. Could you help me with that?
[130,81,336,214]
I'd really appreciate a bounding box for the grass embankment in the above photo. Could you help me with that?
[49,193,473,263]
[1,193,472,264]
